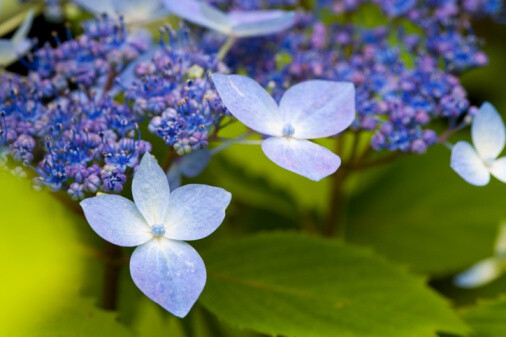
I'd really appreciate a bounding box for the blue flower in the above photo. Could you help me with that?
[80,153,231,317]
[0,10,34,66]
[212,74,355,181]
[451,102,506,186]
[163,0,296,38]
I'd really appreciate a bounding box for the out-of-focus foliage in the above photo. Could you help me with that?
[346,145,506,276]
[0,170,130,336]
[460,297,506,336]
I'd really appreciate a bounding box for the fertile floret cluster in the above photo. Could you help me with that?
[0,16,151,196]
[125,26,227,155]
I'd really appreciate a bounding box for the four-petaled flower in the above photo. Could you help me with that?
[212,74,356,181]
[0,10,33,66]
[451,102,506,186]
[80,153,231,317]
[162,0,295,38]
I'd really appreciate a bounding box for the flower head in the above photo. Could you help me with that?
[0,10,34,66]
[163,0,296,38]
[451,102,506,186]
[80,152,231,317]
[212,74,355,181]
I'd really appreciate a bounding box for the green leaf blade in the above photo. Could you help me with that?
[200,232,467,337]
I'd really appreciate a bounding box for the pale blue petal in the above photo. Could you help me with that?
[0,10,34,66]
[490,157,506,183]
[164,184,231,241]
[261,137,341,181]
[228,10,296,37]
[80,195,152,247]
[179,150,212,178]
[130,238,206,317]
[450,141,490,186]
[162,0,230,34]
[132,153,171,226]
[111,0,170,24]
[472,102,506,161]
[13,10,34,45]
[166,165,182,190]
[212,74,282,136]
[0,41,16,66]
[454,258,501,288]
[279,80,355,139]
[71,0,115,15]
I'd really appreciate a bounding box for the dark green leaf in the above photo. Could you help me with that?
[200,232,467,337]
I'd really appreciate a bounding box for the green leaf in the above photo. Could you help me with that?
[28,298,134,337]
[346,145,506,276]
[0,171,131,336]
[0,170,93,336]
[199,232,467,337]
[460,296,506,336]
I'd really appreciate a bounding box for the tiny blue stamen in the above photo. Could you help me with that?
[282,123,295,137]
[151,224,166,236]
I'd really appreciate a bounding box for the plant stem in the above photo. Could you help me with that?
[101,242,122,311]
[217,36,236,61]
[50,192,123,311]
[323,167,348,237]
[348,152,403,170]
[162,148,176,171]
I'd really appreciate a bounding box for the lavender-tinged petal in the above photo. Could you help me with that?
[228,10,296,37]
[472,102,506,161]
[454,258,502,288]
[164,184,231,241]
[212,74,282,136]
[0,41,16,66]
[167,165,182,190]
[13,10,34,45]
[179,150,212,178]
[162,0,230,34]
[450,141,490,186]
[132,153,171,226]
[110,0,170,24]
[80,195,152,247]
[279,81,356,139]
[71,0,115,15]
[261,137,341,181]
[490,157,506,183]
[130,238,206,317]
[0,10,34,66]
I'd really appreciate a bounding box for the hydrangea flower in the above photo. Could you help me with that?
[80,153,231,317]
[0,10,33,66]
[455,223,506,288]
[212,74,355,181]
[163,0,296,38]
[451,103,506,186]
[72,0,170,26]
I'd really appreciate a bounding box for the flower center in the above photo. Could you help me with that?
[282,123,295,137]
[151,224,166,237]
